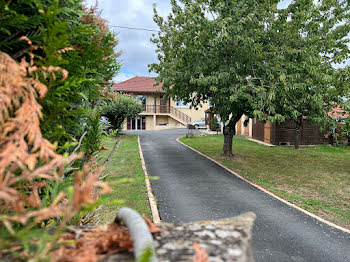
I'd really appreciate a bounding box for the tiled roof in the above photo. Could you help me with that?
[112,76,164,92]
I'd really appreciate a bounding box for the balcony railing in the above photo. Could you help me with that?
[142,105,169,113]
[141,105,191,123]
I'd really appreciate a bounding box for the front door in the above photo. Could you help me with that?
[127,117,146,130]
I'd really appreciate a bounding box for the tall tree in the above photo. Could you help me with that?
[150,0,350,154]
[263,0,350,149]
[150,0,283,156]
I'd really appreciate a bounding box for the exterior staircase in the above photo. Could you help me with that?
[142,105,191,125]
[168,106,191,125]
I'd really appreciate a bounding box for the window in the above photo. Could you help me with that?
[175,99,190,108]
[134,95,146,105]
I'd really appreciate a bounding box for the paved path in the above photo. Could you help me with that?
[126,129,350,262]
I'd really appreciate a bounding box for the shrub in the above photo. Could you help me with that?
[99,95,143,131]
[210,116,219,131]
[0,0,120,154]
[0,46,109,261]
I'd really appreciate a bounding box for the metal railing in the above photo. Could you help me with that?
[141,105,191,123]
[169,106,191,123]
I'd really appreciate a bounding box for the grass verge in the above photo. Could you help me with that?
[96,134,151,224]
[180,134,350,229]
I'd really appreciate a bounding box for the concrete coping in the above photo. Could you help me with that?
[104,211,256,262]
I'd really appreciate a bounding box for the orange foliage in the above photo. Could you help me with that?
[0,50,109,234]
[81,2,121,61]
[142,214,165,237]
[72,166,110,212]
[82,2,108,47]
[193,242,209,262]
[52,224,133,262]
[0,52,65,214]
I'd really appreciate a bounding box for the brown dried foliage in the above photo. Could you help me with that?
[142,214,165,238]
[193,242,209,262]
[0,52,66,217]
[102,51,122,61]
[50,215,164,261]
[0,48,109,234]
[82,2,108,47]
[72,166,110,213]
[81,2,121,62]
[52,224,133,262]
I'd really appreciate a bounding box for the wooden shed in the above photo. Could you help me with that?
[251,119,331,146]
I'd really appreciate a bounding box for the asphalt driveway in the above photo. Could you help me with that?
[126,128,350,262]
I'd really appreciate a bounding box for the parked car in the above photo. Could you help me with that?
[188,118,207,129]
[100,116,112,132]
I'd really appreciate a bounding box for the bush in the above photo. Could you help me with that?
[210,116,219,131]
[0,0,120,153]
[82,112,103,159]
[99,95,143,130]
[0,51,110,260]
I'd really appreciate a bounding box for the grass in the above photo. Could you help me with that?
[180,134,350,229]
[95,134,151,224]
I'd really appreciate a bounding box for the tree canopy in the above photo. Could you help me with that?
[0,0,121,152]
[150,0,350,154]
[265,0,350,148]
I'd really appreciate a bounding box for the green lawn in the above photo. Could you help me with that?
[96,135,151,224]
[180,135,350,229]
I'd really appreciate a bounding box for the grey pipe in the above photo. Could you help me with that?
[115,207,157,262]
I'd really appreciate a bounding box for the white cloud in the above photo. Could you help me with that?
[277,0,292,9]
[113,72,136,83]
[83,0,171,80]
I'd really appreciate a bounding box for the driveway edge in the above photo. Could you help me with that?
[138,136,161,223]
[176,136,350,235]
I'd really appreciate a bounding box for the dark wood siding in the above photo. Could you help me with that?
[270,122,277,145]
[252,118,265,142]
[333,125,348,145]
[251,119,331,145]
[274,120,330,145]
[274,120,297,145]
[300,121,329,145]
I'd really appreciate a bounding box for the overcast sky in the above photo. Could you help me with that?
[83,0,172,83]
[82,0,313,83]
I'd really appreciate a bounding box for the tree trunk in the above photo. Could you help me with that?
[221,115,242,157]
[222,127,235,157]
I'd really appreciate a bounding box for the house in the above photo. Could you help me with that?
[112,76,209,131]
